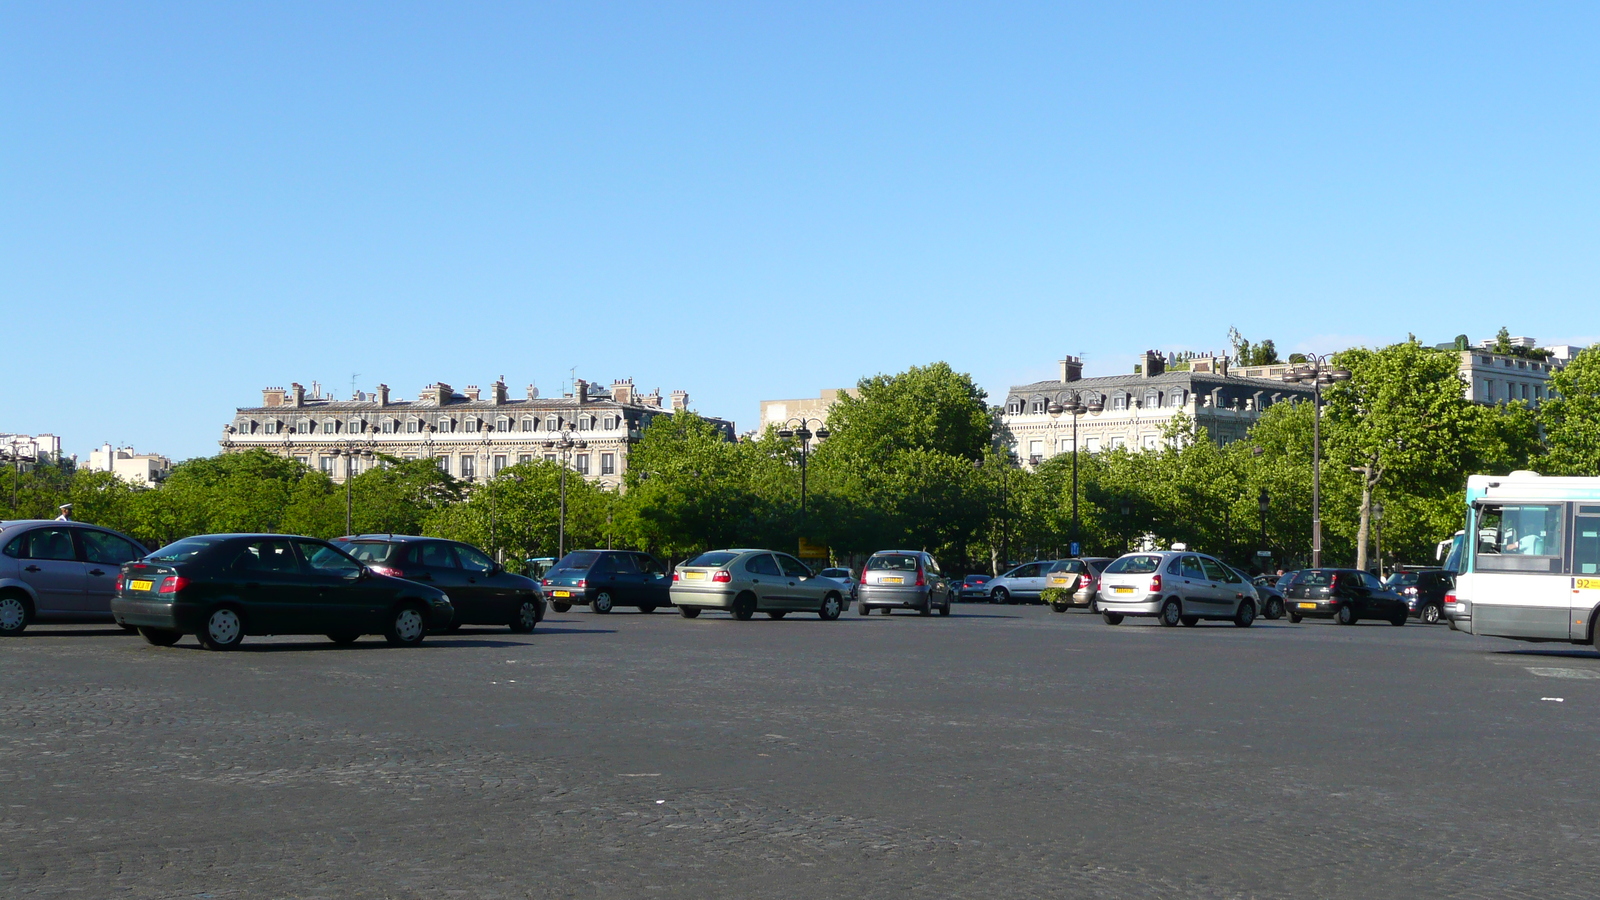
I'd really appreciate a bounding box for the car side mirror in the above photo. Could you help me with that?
[354,567,370,581]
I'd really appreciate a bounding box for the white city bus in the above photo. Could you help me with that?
[1446,472,1600,645]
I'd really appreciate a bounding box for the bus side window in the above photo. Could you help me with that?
[1576,516,1600,576]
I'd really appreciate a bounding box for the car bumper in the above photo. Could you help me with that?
[859,586,931,609]
[669,586,736,609]
[1445,600,1471,631]
[1097,596,1162,616]
[111,597,203,631]
[1288,601,1337,619]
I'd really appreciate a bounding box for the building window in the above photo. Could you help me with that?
[295,455,310,466]
[604,416,617,429]
[380,419,393,433]
[1029,440,1043,459]
[264,420,279,434]
[521,417,535,432]
[1168,390,1186,408]
[438,417,452,433]
[1061,439,1074,453]
[460,455,475,478]
[320,456,334,473]
[493,454,507,474]
[518,453,533,464]
[298,419,312,434]
[1142,434,1159,450]
[437,456,450,474]
[601,452,615,475]
[1084,438,1100,453]
[464,418,478,433]
[546,416,559,431]
[403,418,415,433]
[577,417,590,431]
[323,421,336,434]
[1143,391,1159,408]
[575,454,590,475]
[1112,395,1128,411]
[544,453,557,462]
[496,417,510,432]
[1110,436,1126,449]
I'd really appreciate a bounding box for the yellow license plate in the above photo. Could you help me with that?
[883,576,904,584]
[684,571,706,580]
[1298,602,1316,609]
[551,590,572,598]
[1049,577,1066,585]
[1579,578,1600,590]
[129,580,153,592]
[1112,586,1134,593]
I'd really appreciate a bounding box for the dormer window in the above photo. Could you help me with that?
[546,416,559,431]
[438,417,453,433]
[1112,394,1128,411]
[348,418,362,433]
[1031,400,1045,414]
[405,418,418,433]
[463,417,478,433]
[263,420,279,435]
[381,419,394,434]
[521,417,536,432]
[1144,391,1160,408]
[496,417,510,432]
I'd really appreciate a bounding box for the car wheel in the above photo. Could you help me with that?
[1088,599,1099,614]
[992,587,1010,605]
[1289,612,1304,624]
[0,593,31,636]
[678,606,701,619]
[1265,598,1284,620]
[197,607,245,651]
[1421,604,1441,625]
[1102,611,1124,625]
[118,622,138,632]
[731,592,756,620]
[1181,615,1200,627]
[592,592,614,614]
[509,598,540,633]
[326,631,361,645]
[639,604,657,614]
[919,594,933,616]
[819,593,842,621]
[1390,611,1407,626]
[139,627,182,646]
[384,603,428,646]
[879,606,892,615]
[1234,599,1257,628]
[551,601,572,613]
[767,610,788,619]
[939,600,951,617]
[1335,605,1357,626]
[1159,598,1183,627]
[1050,600,1070,613]
[857,602,871,616]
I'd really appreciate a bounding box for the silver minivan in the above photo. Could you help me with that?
[1096,549,1259,627]
[985,560,1061,604]
[1,519,149,635]
[670,549,849,620]
[856,550,952,616]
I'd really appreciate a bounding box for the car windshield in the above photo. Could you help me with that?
[146,537,223,563]
[685,551,739,568]
[1105,554,1163,575]
[1048,560,1084,574]
[867,555,919,571]
[342,542,393,562]
[552,551,602,572]
[1386,573,1420,586]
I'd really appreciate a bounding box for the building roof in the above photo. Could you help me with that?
[1005,369,1315,401]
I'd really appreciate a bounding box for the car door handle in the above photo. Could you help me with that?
[89,569,106,576]
[788,581,796,586]
[467,577,478,584]
[752,579,761,583]
[414,573,433,581]
[24,565,40,573]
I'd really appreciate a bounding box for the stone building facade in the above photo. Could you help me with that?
[757,388,860,436]
[1002,353,1316,466]
[220,378,733,489]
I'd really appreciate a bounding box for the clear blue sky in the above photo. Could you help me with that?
[4,2,1597,461]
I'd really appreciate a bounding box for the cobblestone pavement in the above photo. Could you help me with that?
[4,604,1600,898]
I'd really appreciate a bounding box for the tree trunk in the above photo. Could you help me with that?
[1353,459,1382,571]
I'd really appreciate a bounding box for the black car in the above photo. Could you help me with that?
[335,535,544,632]
[957,574,992,602]
[541,549,672,613]
[1281,568,1408,626]
[111,534,454,650]
[1249,573,1288,620]
[1383,568,1454,624]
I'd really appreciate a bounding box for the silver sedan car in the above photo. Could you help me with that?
[670,549,849,620]
[1097,549,1259,627]
[856,550,952,616]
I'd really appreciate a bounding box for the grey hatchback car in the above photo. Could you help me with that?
[0,519,149,635]
[856,550,952,616]
[670,549,850,620]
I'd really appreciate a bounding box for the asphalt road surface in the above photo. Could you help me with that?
[5,603,1599,898]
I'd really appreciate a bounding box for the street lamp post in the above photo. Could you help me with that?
[1046,393,1104,550]
[776,417,829,524]
[2,440,36,512]
[1257,487,1270,565]
[553,427,587,558]
[1282,355,1351,568]
[1373,501,1385,577]
[328,443,375,536]
[974,451,1019,570]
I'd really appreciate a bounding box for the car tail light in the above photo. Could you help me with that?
[115,574,125,592]
[158,576,189,594]
[672,571,681,582]
[915,567,926,587]
[541,578,551,586]
[713,570,732,583]
[369,565,403,578]
[861,570,870,584]
[1149,574,1162,593]
[1328,573,1339,590]
[1444,591,1457,605]
[576,578,587,588]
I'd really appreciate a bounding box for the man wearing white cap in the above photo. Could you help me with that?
[55,504,71,521]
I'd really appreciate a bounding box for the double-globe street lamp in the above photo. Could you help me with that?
[1282,354,1351,568]
[327,429,377,536]
[776,417,829,524]
[1046,393,1104,550]
[552,427,587,558]
[2,440,36,512]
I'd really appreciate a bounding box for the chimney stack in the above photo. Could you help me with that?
[526,383,539,400]
[290,383,306,407]
[262,387,286,407]
[670,390,689,412]
[492,379,507,405]
[611,379,634,404]
[1141,351,1166,378]
[1059,356,1083,383]
[376,384,390,407]
[575,379,588,404]
[464,385,481,402]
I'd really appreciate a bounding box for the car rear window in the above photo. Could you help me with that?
[1048,560,1084,574]
[1087,560,1110,574]
[867,555,919,571]
[147,537,224,563]
[552,550,602,571]
[343,541,397,563]
[1387,573,1420,586]
[1301,570,1340,586]
[965,575,991,584]
[1105,555,1162,575]
[819,568,850,579]
[685,551,739,568]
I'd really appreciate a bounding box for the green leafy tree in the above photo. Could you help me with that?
[1542,344,1600,475]
[425,460,609,562]
[620,411,756,558]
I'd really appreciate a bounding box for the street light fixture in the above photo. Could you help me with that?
[552,427,587,558]
[1047,393,1104,551]
[328,442,375,536]
[776,417,829,524]
[974,450,1020,569]
[1,440,36,512]
[1282,354,1351,568]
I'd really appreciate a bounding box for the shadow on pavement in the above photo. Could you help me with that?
[1494,647,1600,660]
[19,627,132,638]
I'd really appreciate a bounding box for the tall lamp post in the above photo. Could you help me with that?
[975,450,1019,570]
[328,442,375,536]
[1257,488,1270,566]
[553,427,586,558]
[2,440,36,512]
[776,417,829,524]
[1373,501,1385,578]
[1282,355,1351,568]
[1046,393,1103,550]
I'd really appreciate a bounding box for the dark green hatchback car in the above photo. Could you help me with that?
[110,534,454,650]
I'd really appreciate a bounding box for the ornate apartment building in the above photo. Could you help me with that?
[220,378,734,489]
[1002,353,1316,466]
